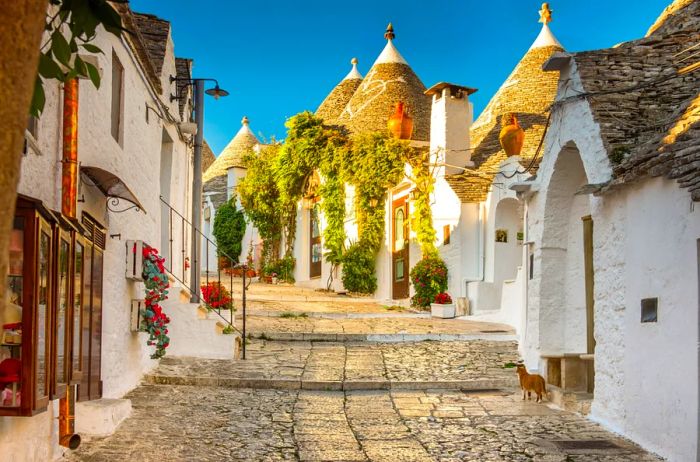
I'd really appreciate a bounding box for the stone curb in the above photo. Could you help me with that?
[247,332,517,343]
[239,311,430,319]
[144,375,519,391]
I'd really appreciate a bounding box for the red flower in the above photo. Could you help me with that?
[434,292,452,304]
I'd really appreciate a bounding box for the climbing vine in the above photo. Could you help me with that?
[407,149,438,257]
[238,144,283,265]
[238,111,417,294]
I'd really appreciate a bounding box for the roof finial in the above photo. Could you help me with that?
[384,23,395,40]
[539,3,553,24]
[242,116,249,126]
[351,57,358,66]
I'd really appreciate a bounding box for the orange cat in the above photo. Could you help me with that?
[516,365,547,403]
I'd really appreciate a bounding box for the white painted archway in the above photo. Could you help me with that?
[538,142,592,354]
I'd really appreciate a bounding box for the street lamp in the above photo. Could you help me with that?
[170,76,229,302]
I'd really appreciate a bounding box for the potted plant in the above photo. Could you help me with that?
[431,292,455,319]
[271,272,278,284]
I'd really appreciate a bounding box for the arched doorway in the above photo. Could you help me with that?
[539,142,595,392]
[493,197,522,288]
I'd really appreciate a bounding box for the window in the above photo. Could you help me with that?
[23,116,39,155]
[1,198,102,416]
[443,225,451,245]
[111,50,124,143]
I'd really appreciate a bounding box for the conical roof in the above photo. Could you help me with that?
[203,116,259,183]
[317,58,363,125]
[335,24,431,141]
[447,3,565,202]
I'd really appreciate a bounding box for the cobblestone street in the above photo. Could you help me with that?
[67,289,663,461]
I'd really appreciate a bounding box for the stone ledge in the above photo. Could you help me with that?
[253,332,518,343]
[75,398,132,437]
[144,375,518,392]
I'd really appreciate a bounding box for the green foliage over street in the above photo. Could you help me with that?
[238,110,441,295]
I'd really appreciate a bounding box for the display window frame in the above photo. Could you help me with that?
[1,196,94,417]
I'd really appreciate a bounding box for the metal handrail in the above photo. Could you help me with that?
[159,196,248,358]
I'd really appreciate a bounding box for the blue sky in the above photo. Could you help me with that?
[131,0,670,154]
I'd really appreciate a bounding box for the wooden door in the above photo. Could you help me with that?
[392,197,409,299]
[309,201,322,279]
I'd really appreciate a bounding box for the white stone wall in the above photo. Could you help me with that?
[3,24,193,461]
[524,61,700,461]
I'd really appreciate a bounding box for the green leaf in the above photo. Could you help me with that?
[81,43,103,54]
[89,0,125,36]
[30,77,46,117]
[85,62,101,89]
[74,55,87,77]
[38,52,65,80]
[51,30,71,66]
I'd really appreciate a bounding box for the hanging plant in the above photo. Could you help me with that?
[141,245,171,359]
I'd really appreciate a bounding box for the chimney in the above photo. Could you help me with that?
[425,82,477,175]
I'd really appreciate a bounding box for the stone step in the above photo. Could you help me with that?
[547,385,593,415]
[162,298,236,359]
[246,332,518,343]
[240,310,430,319]
[144,374,519,392]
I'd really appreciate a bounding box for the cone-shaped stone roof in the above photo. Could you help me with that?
[316,58,363,125]
[203,116,259,183]
[335,24,431,141]
[447,11,565,202]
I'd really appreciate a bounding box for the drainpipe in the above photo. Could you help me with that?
[59,385,81,449]
[59,78,80,449]
[61,78,79,218]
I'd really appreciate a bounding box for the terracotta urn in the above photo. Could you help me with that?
[499,113,525,157]
[388,102,414,140]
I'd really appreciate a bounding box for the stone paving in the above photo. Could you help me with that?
[147,339,521,390]
[67,386,661,462]
[242,316,514,338]
[67,287,663,461]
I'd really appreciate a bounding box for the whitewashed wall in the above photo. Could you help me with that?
[524,60,700,462]
[3,23,192,461]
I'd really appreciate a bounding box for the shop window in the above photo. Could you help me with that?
[1,197,101,416]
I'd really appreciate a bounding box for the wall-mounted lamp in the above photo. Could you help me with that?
[369,198,379,208]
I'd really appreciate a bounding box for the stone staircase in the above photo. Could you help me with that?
[161,282,238,360]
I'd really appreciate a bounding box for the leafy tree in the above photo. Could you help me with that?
[212,198,247,264]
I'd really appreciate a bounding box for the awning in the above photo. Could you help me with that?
[80,166,146,213]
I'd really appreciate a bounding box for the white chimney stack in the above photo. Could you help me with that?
[425,82,476,175]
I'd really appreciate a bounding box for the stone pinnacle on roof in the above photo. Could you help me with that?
[317,58,364,124]
[344,58,363,81]
[375,22,408,65]
[203,116,260,182]
[530,2,563,50]
[539,3,553,24]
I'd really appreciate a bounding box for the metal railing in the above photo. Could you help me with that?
[160,196,248,359]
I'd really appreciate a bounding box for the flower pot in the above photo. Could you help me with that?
[431,303,455,319]
[271,277,279,284]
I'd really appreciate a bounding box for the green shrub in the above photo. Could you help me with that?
[262,255,296,283]
[212,198,246,263]
[409,256,448,308]
[341,242,377,294]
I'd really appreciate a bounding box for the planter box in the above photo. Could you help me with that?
[431,303,455,319]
